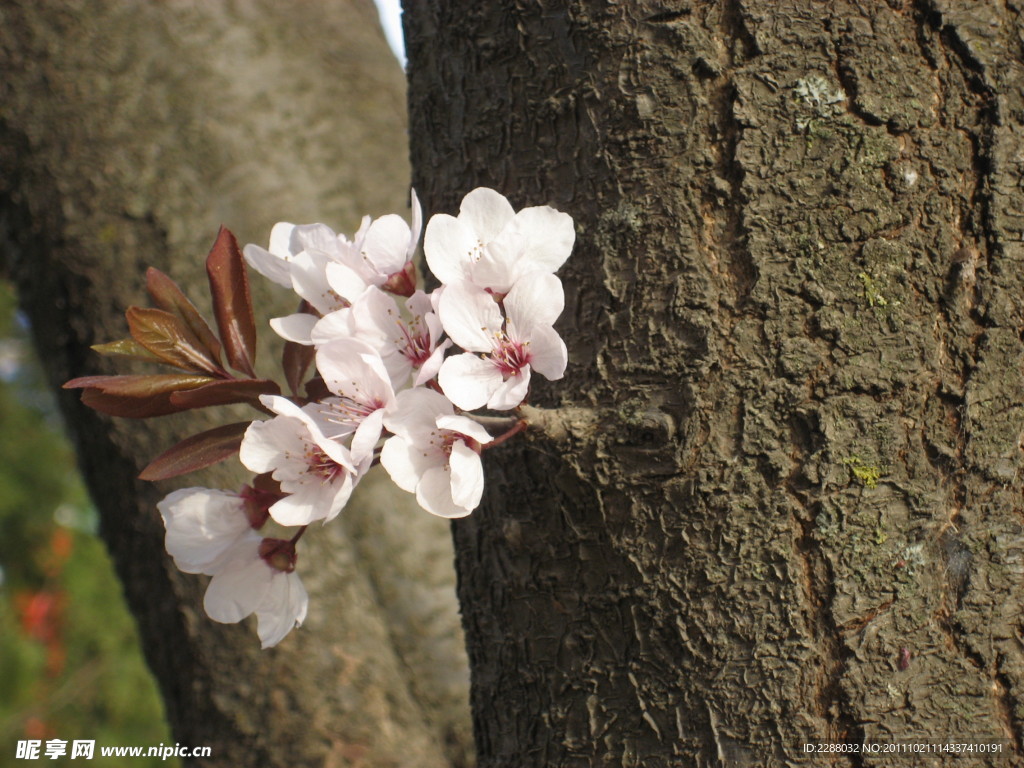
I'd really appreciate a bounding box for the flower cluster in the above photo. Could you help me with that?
[69,188,574,647]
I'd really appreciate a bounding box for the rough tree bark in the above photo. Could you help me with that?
[405,1,1024,765]
[1,2,471,767]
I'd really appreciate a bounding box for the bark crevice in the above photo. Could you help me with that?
[789,499,865,765]
[714,0,757,308]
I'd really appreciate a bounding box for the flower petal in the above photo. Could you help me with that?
[380,434,439,493]
[448,440,484,511]
[243,244,292,287]
[239,416,307,475]
[501,205,575,275]
[316,338,394,407]
[325,261,369,306]
[437,280,503,352]
[291,223,342,257]
[350,408,385,464]
[349,286,400,344]
[203,539,270,623]
[310,307,356,345]
[289,251,340,315]
[269,312,318,345]
[525,325,567,380]
[268,221,299,258]
[413,339,452,387]
[416,465,469,518]
[255,571,308,648]
[247,398,356,477]
[424,214,475,285]
[159,488,252,575]
[408,189,423,259]
[471,207,574,292]
[323,472,357,522]
[436,414,494,445]
[383,387,453,439]
[268,481,335,527]
[487,368,531,410]
[459,187,515,243]
[503,272,565,334]
[438,353,502,411]
[362,214,413,277]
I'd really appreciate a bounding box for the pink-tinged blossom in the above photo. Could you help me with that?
[203,536,308,649]
[239,396,360,527]
[245,220,367,344]
[249,190,422,344]
[424,187,574,295]
[313,288,451,389]
[157,488,307,648]
[243,222,344,289]
[437,273,567,411]
[356,189,422,296]
[314,338,397,463]
[270,247,370,344]
[319,188,422,305]
[381,388,493,518]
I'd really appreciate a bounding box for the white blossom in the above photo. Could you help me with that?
[381,388,493,517]
[157,487,307,648]
[240,396,361,526]
[437,272,567,410]
[242,222,344,289]
[424,187,574,295]
[314,338,397,463]
[203,536,308,649]
[247,190,423,345]
[158,488,255,575]
[313,287,450,389]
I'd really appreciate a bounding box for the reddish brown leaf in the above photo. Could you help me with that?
[138,421,250,481]
[127,307,224,375]
[64,373,215,395]
[206,227,257,377]
[90,338,164,363]
[146,267,224,367]
[281,299,317,396]
[251,472,283,495]
[69,373,214,417]
[80,388,188,418]
[283,340,316,397]
[168,378,280,410]
[304,375,330,402]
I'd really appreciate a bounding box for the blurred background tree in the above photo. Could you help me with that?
[0,2,471,766]
[0,281,178,766]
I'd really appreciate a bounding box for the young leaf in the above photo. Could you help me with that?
[138,421,250,481]
[91,338,164,363]
[146,267,224,367]
[206,227,257,377]
[168,378,280,410]
[126,307,224,375]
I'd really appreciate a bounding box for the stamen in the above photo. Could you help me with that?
[304,445,347,483]
[489,333,530,378]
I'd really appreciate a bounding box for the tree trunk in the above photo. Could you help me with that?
[1,2,471,766]
[405,1,1024,765]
